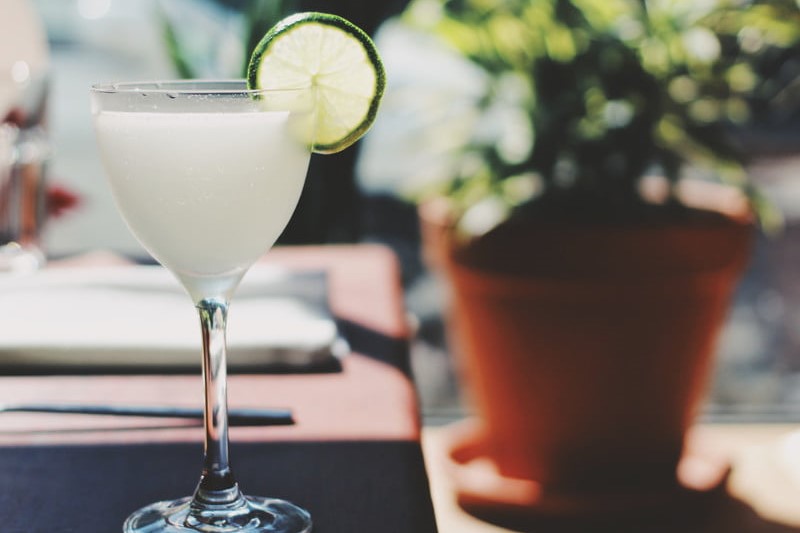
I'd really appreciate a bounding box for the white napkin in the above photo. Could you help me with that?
[0,265,346,370]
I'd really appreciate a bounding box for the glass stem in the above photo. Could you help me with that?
[191,297,246,511]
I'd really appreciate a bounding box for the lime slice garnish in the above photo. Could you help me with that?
[247,12,386,154]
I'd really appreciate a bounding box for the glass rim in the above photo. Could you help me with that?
[90,79,311,96]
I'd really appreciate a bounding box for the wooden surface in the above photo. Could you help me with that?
[423,423,800,532]
[0,245,421,445]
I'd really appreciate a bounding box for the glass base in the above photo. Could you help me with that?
[123,496,312,533]
[0,242,44,272]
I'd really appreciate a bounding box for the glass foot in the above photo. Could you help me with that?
[123,496,312,533]
[0,243,44,272]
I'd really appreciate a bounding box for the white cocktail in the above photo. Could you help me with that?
[89,11,385,533]
[94,106,310,299]
[91,80,314,533]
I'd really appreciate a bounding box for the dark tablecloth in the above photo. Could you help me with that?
[1,439,437,533]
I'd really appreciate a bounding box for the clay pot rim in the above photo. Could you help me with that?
[418,179,755,279]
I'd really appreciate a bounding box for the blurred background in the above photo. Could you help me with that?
[21,0,410,258]
[8,0,800,424]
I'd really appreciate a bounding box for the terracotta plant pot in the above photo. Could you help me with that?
[419,185,753,522]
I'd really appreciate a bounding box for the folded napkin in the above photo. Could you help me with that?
[0,265,347,372]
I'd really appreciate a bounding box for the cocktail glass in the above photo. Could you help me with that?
[90,80,314,533]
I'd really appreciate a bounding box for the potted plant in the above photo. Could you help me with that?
[359,0,800,527]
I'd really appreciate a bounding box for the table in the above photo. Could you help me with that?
[423,423,800,532]
[0,245,439,533]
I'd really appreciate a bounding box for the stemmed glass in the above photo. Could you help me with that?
[90,80,314,533]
